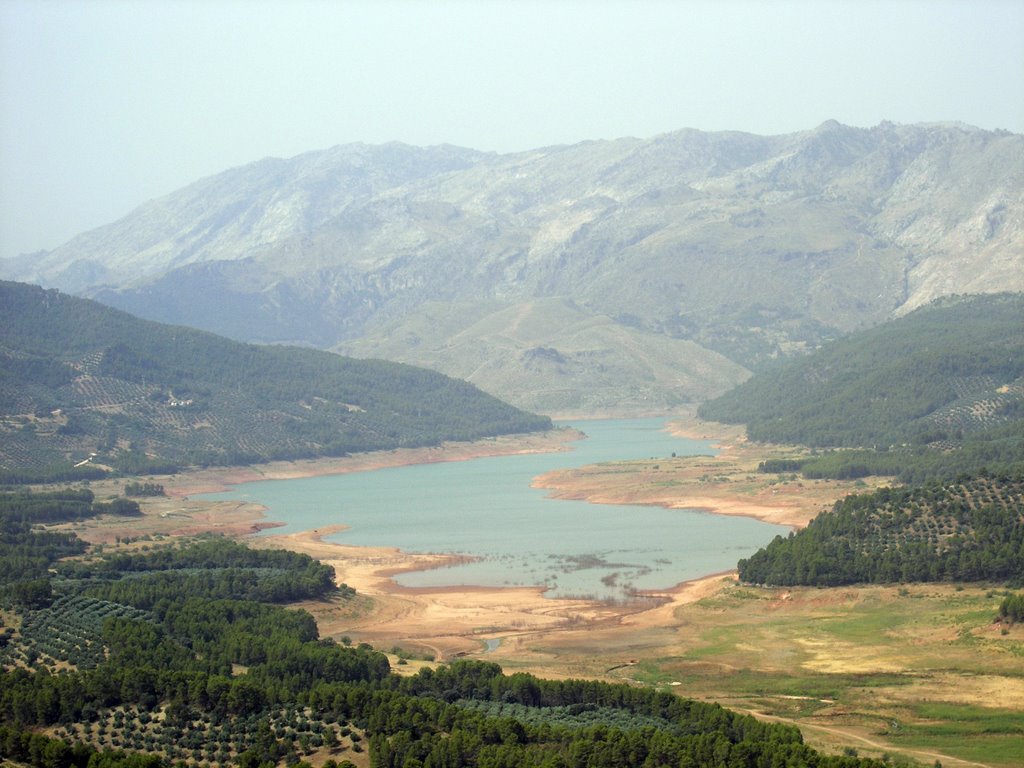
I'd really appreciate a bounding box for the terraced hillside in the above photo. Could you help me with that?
[701,293,1024,482]
[739,473,1024,586]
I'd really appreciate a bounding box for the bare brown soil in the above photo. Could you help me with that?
[78,417,848,660]
[73,417,837,665]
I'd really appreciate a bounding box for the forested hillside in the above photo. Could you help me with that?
[705,294,1024,588]
[700,293,1024,481]
[0,490,890,768]
[0,281,551,480]
[738,473,1024,586]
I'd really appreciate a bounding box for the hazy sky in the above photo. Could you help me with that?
[2,0,1022,258]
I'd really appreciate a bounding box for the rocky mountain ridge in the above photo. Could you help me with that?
[4,121,1021,412]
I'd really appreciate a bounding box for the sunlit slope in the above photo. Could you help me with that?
[739,474,1024,586]
[339,298,749,413]
[701,293,1024,447]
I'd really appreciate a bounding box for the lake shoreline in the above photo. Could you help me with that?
[85,415,837,662]
[529,413,883,532]
[164,426,584,497]
[75,418,1020,765]
[262,522,740,662]
[165,412,812,530]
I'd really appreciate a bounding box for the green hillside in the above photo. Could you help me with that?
[704,294,1024,587]
[699,293,1024,481]
[739,473,1024,586]
[0,281,551,479]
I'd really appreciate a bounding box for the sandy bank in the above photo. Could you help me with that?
[530,461,821,531]
[260,524,740,664]
[260,525,614,661]
[530,413,887,531]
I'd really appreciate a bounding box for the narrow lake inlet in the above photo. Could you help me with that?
[200,418,788,600]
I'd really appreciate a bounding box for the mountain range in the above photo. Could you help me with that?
[4,121,1021,413]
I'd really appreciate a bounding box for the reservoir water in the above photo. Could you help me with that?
[200,418,787,600]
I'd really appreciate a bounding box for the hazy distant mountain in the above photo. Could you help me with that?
[4,121,1021,412]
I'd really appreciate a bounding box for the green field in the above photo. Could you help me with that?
[626,581,1024,766]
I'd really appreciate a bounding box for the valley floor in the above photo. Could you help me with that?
[67,417,1024,768]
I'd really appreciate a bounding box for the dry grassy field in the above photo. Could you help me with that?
[484,578,1023,768]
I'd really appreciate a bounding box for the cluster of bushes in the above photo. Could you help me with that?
[3,595,151,670]
[0,464,109,486]
[123,482,165,498]
[0,489,153,607]
[999,592,1024,624]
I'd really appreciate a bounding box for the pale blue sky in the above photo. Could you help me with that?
[2,0,1022,258]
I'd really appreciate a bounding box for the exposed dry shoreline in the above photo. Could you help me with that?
[269,521,743,665]
[531,415,891,531]
[75,414,886,668]
[77,415,865,664]
[164,427,584,498]
[69,419,1019,766]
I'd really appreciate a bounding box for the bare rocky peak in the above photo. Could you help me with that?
[16,141,487,291]
[3,121,1021,411]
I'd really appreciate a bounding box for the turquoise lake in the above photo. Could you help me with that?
[200,418,787,600]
